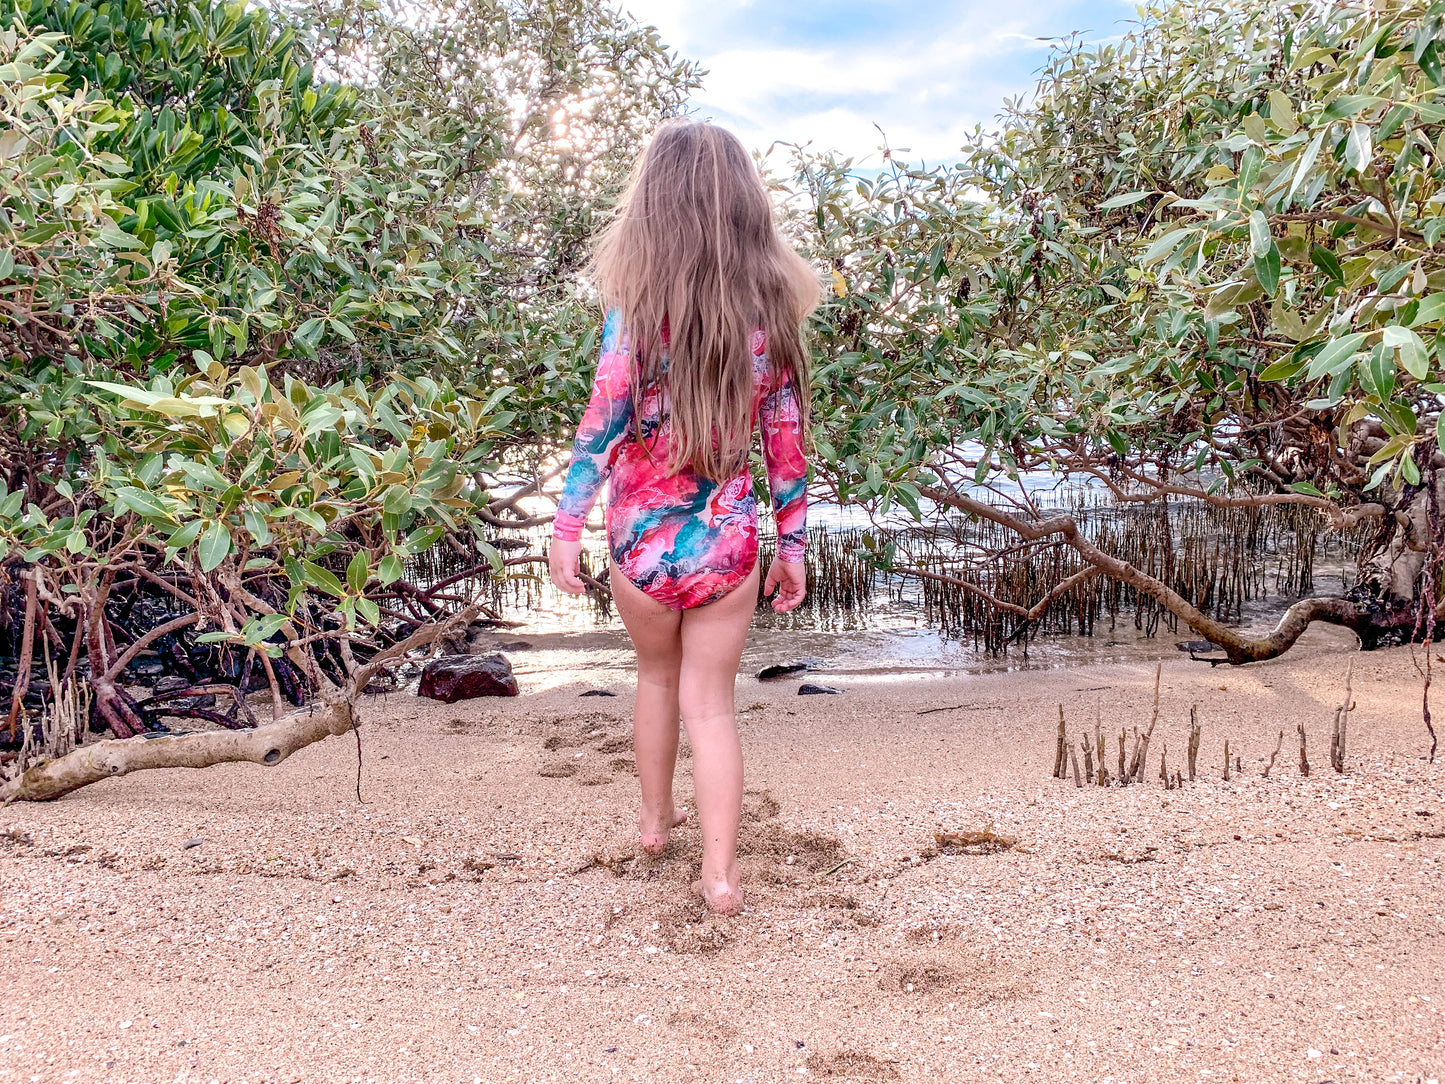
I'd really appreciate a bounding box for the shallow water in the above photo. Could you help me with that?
[500,560,1362,692]
[466,491,1363,685]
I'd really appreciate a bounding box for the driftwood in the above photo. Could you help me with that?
[0,609,474,803]
[1298,720,1310,777]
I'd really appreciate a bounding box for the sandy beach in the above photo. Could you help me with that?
[1,626,1442,1083]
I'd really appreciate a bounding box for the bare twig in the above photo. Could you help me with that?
[1263,729,1284,779]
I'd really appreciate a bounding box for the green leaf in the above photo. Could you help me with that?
[1248,209,1272,257]
[1254,243,1280,298]
[1420,39,1444,85]
[346,550,370,593]
[1344,122,1373,174]
[1267,88,1297,133]
[1260,355,1307,381]
[1287,129,1326,206]
[356,597,381,627]
[1099,190,1154,209]
[300,559,345,598]
[382,485,412,515]
[1310,244,1343,283]
[115,486,172,519]
[243,507,273,546]
[1305,333,1369,380]
[1437,412,1445,458]
[1409,293,1445,327]
[1400,453,1421,486]
[1290,481,1324,497]
[377,553,405,585]
[1323,94,1384,120]
[17,222,64,246]
[198,520,231,572]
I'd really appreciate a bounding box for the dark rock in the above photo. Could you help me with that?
[1177,640,1222,654]
[418,654,519,702]
[757,658,823,681]
[798,683,842,696]
[580,689,617,698]
[498,640,534,652]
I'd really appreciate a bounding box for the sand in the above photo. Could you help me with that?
[1,626,1443,1083]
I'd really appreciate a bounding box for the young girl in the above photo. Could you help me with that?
[548,120,820,916]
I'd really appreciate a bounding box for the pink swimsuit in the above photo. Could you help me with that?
[552,310,808,610]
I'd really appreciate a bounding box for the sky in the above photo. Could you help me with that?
[615,0,1138,167]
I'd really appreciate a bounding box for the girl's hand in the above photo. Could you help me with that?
[762,557,806,612]
[549,538,586,595]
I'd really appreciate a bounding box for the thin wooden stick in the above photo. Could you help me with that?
[1223,739,1232,782]
[1128,663,1163,782]
[1070,744,1084,789]
[1054,705,1067,779]
[1332,657,1354,773]
[1263,729,1284,779]
[1187,705,1201,782]
[5,569,37,739]
[1298,720,1310,777]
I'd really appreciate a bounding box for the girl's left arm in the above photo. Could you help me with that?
[553,312,634,541]
[760,370,808,562]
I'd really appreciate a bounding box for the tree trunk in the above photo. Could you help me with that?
[1344,471,1444,650]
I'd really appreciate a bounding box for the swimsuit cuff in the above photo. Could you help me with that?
[777,539,806,563]
[551,512,585,542]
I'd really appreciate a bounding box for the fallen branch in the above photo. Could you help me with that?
[916,485,1435,663]
[0,607,476,803]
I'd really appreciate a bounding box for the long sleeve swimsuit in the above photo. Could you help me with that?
[552,310,809,610]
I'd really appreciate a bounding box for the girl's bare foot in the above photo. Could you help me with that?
[690,872,745,916]
[639,805,687,855]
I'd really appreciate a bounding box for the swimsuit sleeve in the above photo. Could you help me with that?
[553,311,634,542]
[760,368,808,562]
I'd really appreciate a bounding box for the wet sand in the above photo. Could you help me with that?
[1,626,1443,1083]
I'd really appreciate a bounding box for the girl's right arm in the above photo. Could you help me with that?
[552,311,634,546]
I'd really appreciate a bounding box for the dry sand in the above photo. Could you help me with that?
[1,626,1443,1083]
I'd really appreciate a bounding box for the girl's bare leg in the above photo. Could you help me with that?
[678,563,760,915]
[609,565,687,854]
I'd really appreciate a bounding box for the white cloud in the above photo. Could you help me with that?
[612,1,1131,164]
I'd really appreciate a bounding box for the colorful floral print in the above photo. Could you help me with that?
[552,310,809,610]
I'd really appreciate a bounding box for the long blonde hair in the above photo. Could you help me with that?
[589,120,821,483]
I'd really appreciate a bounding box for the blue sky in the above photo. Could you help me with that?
[616,0,1137,166]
